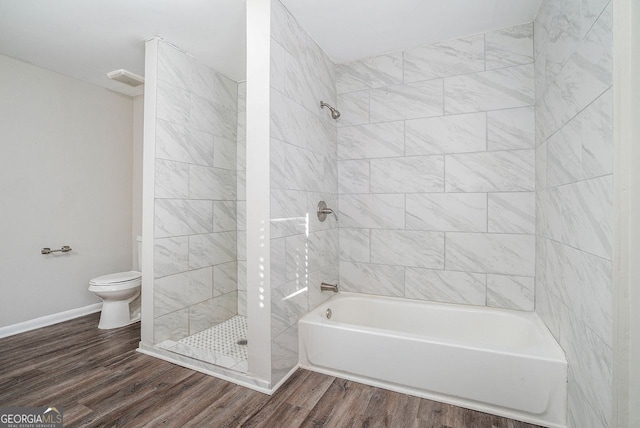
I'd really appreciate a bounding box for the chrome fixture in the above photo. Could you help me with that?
[320,101,341,119]
[321,282,339,293]
[317,201,337,222]
[325,308,332,319]
[41,246,72,255]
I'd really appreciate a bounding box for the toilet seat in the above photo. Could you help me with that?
[89,271,141,292]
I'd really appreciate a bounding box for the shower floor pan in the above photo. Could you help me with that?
[157,315,248,372]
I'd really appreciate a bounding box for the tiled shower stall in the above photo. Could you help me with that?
[142,0,614,425]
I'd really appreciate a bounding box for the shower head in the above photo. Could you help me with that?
[320,101,341,120]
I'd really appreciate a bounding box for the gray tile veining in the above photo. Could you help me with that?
[406,193,487,232]
[154,237,189,278]
[535,2,613,424]
[485,23,534,70]
[371,230,445,269]
[188,232,237,269]
[486,274,534,311]
[268,2,339,384]
[153,39,240,341]
[339,261,404,297]
[154,267,213,317]
[404,34,485,82]
[338,121,404,160]
[213,201,237,232]
[339,228,370,263]
[156,119,215,167]
[370,156,444,193]
[330,23,538,313]
[488,192,535,234]
[445,150,535,192]
[370,80,444,122]
[405,112,486,155]
[446,232,535,277]
[338,160,370,194]
[157,81,190,125]
[214,262,238,296]
[336,52,403,93]
[339,194,405,229]
[444,64,534,114]
[405,268,486,305]
[487,107,535,151]
[155,159,189,199]
[336,91,369,127]
[154,199,213,238]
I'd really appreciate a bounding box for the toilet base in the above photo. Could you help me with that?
[98,297,140,329]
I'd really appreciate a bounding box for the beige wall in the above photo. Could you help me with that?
[0,53,134,327]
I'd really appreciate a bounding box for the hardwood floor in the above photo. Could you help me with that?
[0,314,541,427]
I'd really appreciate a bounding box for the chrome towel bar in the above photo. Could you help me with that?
[41,246,72,254]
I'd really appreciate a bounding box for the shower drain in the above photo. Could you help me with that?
[237,339,248,346]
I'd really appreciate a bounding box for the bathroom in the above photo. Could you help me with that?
[0,0,638,427]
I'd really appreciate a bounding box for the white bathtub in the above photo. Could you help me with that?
[299,292,567,428]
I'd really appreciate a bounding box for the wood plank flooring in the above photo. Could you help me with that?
[0,314,541,427]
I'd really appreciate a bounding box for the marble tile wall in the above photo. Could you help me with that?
[269,0,338,384]
[336,24,535,311]
[534,1,613,427]
[152,40,240,343]
[237,82,247,317]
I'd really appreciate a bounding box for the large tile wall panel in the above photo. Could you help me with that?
[404,268,486,305]
[485,23,534,70]
[403,34,485,82]
[369,80,444,122]
[269,0,338,385]
[236,82,247,316]
[152,40,240,343]
[535,1,613,427]
[445,150,535,192]
[405,193,487,233]
[444,64,534,114]
[336,23,535,311]
[405,112,486,155]
[336,52,402,93]
[338,121,404,160]
[446,233,535,277]
[370,156,444,193]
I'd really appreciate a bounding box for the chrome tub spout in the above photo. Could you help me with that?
[321,282,339,293]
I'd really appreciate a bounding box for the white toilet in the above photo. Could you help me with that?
[88,237,142,329]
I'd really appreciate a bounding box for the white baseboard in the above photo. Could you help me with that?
[0,303,103,339]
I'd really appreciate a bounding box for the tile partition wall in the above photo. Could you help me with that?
[534,1,613,427]
[151,40,240,343]
[336,24,536,311]
[237,82,247,317]
[269,0,338,384]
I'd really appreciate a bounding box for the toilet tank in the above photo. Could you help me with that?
[136,236,142,271]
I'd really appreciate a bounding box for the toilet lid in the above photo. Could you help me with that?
[90,271,141,286]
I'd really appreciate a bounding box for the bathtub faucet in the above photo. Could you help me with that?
[321,282,339,293]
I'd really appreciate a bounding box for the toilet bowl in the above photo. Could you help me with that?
[89,236,143,329]
[89,271,141,329]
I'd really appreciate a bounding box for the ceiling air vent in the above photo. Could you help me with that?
[107,69,144,87]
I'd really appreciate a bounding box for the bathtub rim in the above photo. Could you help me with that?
[301,291,566,361]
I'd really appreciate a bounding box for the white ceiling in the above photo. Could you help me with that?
[0,1,541,97]
[280,0,543,64]
[0,0,246,96]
